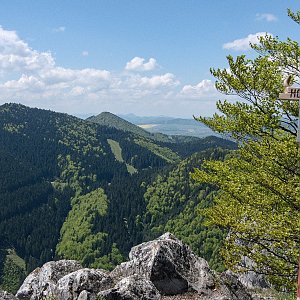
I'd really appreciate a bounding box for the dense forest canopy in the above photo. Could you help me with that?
[143,148,231,272]
[0,103,236,293]
[193,9,300,291]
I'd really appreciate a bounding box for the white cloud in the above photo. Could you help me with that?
[82,51,89,56]
[223,32,272,51]
[0,26,55,72]
[52,26,66,33]
[256,13,277,22]
[41,67,111,86]
[3,75,45,91]
[0,27,112,102]
[180,80,216,98]
[139,73,179,88]
[103,72,180,101]
[125,57,157,71]
[0,26,220,116]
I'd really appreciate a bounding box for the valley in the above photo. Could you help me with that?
[0,103,236,293]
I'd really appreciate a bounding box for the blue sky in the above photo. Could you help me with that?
[0,0,299,118]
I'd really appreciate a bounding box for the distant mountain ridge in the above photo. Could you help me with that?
[87,112,174,143]
[118,113,176,125]
[119,113,199,125]
[119,113,217,138]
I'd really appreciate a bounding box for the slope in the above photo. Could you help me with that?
[0,103,177,276]
[119,113,218,138]
[143,148,231,272]
[0,103,236,293]
[87,111,174,143]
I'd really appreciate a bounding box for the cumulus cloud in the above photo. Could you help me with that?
[180,80,216,98]
[223,32,271,51]
[42,67,111,86]
[3,75,45,91]
[125,57,157,71]
[0,26,55,72]
[0,27,178,108]
[139,73,179,88]
[256,13,277,22]
[0,26,112,102]
[0,26,220,116]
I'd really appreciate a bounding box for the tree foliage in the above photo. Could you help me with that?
[193,10,300,291]
[56,188,109,266]
[144,149,232,271]
[0,250,26,294]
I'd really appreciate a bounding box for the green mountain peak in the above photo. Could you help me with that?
[87,111,173,143]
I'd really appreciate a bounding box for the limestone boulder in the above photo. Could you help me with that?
[56,268,113,300]
[77,290,97,300]
[98,275,161,300]
[192,272,253,300]
[111,232,215,295]
[216,272,253,300]
[0,289,18,300]
[14,233,265,300]
[16,259,82,300]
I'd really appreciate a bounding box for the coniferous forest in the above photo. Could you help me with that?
[0,103,236,293]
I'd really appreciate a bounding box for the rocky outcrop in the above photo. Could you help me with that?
[98,275,161,300]
[14,233,258,300]
[56,268,113,300]
[216,272,253,300]
[16,259,83,299]
[0,289,18,300]
[111,233,215,296]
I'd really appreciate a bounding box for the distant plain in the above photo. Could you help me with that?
[119,114,218,138]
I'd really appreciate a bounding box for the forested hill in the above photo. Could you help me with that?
[0,103,235,293]
[87,111,174,143]
[143,148,230,272]
[87,111,236,154]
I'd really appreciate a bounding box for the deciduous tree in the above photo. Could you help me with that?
[193,10,300,291]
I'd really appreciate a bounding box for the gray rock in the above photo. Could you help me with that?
[16,259,82,300]
[215,272,253,300]
[13,233,263,300]
[111,232,215,295]
[237,257,270,289]
[98,275,161,300]
[15,269,40,300]
[0,289,18,300]
[77,290,97,300]
[56,268,113,300]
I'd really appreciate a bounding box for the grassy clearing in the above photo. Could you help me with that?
[126,163,137,174]
[107,139,123,162]
[108,139,137,174]
[7,249,25,270]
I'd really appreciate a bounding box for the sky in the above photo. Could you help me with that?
[0,0,299,118]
